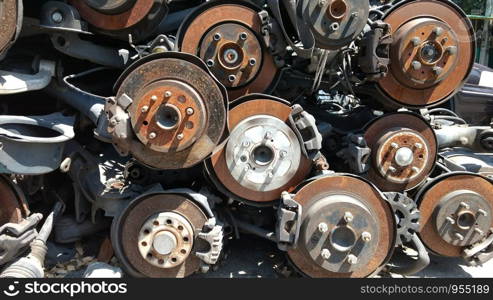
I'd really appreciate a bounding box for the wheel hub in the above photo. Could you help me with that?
[138,212,194,268]
[200,23,262,88]
[225,115,302,192]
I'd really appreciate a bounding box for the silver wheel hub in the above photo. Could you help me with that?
[225,115,302,191]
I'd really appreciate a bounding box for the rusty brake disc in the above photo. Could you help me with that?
[69,0,168,39]
[111,193,209,278]
[287,174,395,278]
[377,0,475,108]
[0,0,21,59]
[208,95,312,203]
[417,172,493,257]
[177,1,278,100]
[378,0,475,107]
[364,112,437,192]
[0,175,29,225]
[110,52,228,170]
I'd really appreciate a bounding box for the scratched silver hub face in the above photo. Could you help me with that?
[225,115,302,192]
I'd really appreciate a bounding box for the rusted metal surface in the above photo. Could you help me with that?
[364,112,437,191]
[113,193,208,278]
[178,3,278,100]
[418,173,493,257]
[287,175,395,278]
[97,236,114,263]
[70,0,154,31]
[209,99,312,203]
[113,54,227,169]
[0,0,19,57]
[131,82,207,153]
[377,0,475,107]
[0,175,28,225]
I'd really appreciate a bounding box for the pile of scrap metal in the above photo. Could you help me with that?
[0,0,491,278]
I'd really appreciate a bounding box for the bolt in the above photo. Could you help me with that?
[141,106,149,113]
[264,131,272,140]
[411,166,420,173]
[318,222,329,233]
[186,107,194,115]
[330,22,339,32]
[474,228,484,236]
[361,232,372,243]
[148,132,157,139]
[411,61,422,70]
[242,141,250,148]
[446,46,457,55]
[346,254,358,265]
[446,216,455,224]
[460,202,470,210]
[391,142,399,149]
[414,143,423,149]
[351,12,359,18]
[344,211,354,223]
[249,58,257,66]
[280,150,287,159]
[433,27,444,37]
[477,209,488,217]
[321,248,331,260]
[164,91,172,98]
[206,59,215,67]
[318,0,327,7]
[213,33,222,41]
[267,171,274,178]
[239,32,248,40]
[411,37,421,47]
[177,133,184,140]
[228,75,236,83]
[151,95,158,102]
[454,232,464,241]
[433,66,443,75]
[244,164,250,172]
[388,166,397,173]
[52,11,63,23]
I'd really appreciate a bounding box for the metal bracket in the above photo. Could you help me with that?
[195,218,223,265]
[288,104,323,159]
[463,228,493,266]
[0,60,55,95]
[336,133,371,174]
[276,192,302,251]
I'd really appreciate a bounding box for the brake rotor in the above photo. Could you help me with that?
[69,0,167,39]
[208,97,312,203]
[0,0,21,58]
[417,173,493,257]
[364,112,437,192]
[111,193,208,277]
[300,0,369,50]
[0,175,29,225]
[177,2,278,100]
[111,53,227,169]
[377,0,475,107]
[287,175,395,278]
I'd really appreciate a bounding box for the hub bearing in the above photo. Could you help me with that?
[417,173,493,257]
[287,175,395,277]
[208,97,312,203]
[377,0,475,107]
[364,112,437,191]
[177,2,278,100]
